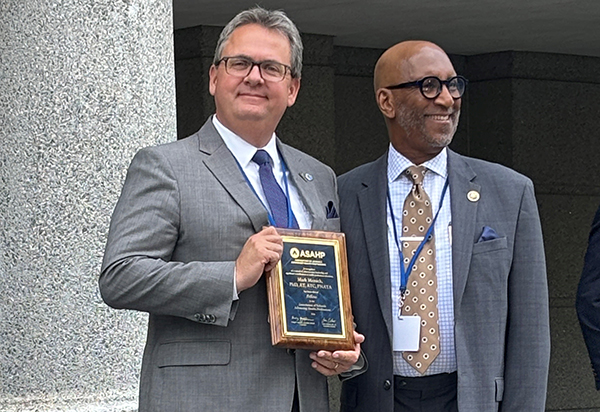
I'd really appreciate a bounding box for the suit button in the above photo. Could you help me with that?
[194,313,202,321]
[208,315,216,323]
[383,379,391,390]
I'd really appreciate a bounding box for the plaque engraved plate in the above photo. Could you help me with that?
[266,229,354,350]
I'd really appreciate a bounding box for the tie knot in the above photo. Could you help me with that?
[405,165,427,185]
[252,149,272,166]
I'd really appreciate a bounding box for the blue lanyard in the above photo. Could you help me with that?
[234,149,297,228]
[387,179,449,294]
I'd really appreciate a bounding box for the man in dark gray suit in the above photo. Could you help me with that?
[338,40,550,411]
[100,7,363,412]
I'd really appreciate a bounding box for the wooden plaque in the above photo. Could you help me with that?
[266,228,355,351]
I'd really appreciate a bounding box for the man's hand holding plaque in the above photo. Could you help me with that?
[309,330,365,375]
[235,226,284,292]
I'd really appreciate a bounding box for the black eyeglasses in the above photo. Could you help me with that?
[216,56,293,82]
[385,76,468,99]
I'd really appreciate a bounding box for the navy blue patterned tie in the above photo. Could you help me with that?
[252,150,299,228]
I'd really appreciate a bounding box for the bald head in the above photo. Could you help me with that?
[373,40,462,165]
[374,40,450,92]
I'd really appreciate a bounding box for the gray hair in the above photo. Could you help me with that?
[213,6,303,78]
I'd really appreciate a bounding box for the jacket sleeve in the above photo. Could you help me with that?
[501,180,551,410]
[99,147,237,326]
[576,202,600,390]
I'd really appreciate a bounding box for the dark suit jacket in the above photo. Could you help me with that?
[338,149,550,412]
[99,119,341,411]
[577,202,600,390]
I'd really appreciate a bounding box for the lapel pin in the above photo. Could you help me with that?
[467,190,480,202]
[300,172,313,182]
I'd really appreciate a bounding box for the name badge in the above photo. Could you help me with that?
[393,315,421,351]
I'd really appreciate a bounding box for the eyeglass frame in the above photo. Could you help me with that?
[384,75,469,99]
[215,56,294,82]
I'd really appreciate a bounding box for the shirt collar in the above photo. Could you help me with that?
[212,115,279,168]
[387,144,448,183]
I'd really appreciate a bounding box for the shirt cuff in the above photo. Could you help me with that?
[233,265,239,300]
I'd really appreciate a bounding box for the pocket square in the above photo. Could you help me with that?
[326,201,339,219]
[478,226,499,242]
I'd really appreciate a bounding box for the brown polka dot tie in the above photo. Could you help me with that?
[401,165,440,374]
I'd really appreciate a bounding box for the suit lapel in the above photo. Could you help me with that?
[447,150,479,310]
[278,142,326,229]
[357,154,393,342]
[197,120,269,233]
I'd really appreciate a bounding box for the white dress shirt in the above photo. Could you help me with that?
[387,144,457,376]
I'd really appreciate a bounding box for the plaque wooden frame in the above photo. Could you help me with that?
[266,228,355,351]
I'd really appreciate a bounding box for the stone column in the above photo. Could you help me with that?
[0,1,176,410]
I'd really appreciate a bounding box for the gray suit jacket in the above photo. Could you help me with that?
[99,119,341,412]
[338,150,550,412]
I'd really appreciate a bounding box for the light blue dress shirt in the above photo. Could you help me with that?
[387,144,457,376]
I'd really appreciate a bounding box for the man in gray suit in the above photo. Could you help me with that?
[100,7,363,412]
[338,40,550,411]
